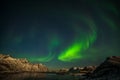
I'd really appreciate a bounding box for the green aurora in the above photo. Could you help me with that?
[28,15,97,62]
[26,1,119,62]
[58,15,97,61]
[0,0,119,68]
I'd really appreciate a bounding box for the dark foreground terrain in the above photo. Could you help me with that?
[0,54,120,80]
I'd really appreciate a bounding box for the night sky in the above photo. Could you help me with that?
[0,0,120,69]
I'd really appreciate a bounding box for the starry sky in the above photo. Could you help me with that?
[0,0,120,69]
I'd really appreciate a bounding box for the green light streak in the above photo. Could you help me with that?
[26,52,55,62]
[58,43,82,61]
[36,52,55,62]
[58,16,97,62]
[23,34,61,62]
[100,13,118,30]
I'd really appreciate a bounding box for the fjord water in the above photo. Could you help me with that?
[0,73,82,80]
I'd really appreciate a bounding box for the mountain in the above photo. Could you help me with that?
[0,54,48,73]
[85,56,120,80]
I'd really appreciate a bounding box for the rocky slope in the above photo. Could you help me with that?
[56,66,96,75]
[67,66,96,76]
[84,56,120,80]
[0,54,48,73]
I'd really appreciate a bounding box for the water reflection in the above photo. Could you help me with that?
[0,73,46,80]
[0,73,81,80]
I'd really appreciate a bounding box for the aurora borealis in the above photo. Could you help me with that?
[58,16,97,61]
[0,0,120,69]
